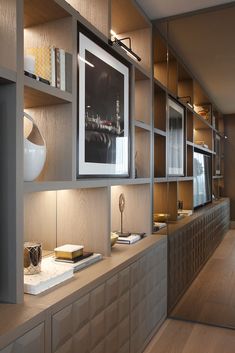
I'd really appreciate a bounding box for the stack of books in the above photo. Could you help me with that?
[25,46,72,92]
[116,233,145,245]
[54,244,102,273]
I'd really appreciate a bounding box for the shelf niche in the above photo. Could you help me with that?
[153,32,167,87]
[154,83,166,131]
[178,180,194,210]
[111,0,152,73]
[65,0,110,37]
[194,115,213,150]
[154,182,178,221]
[24,188,110,257]
[135,127,151,178]
[154,134,166,178]
[186,145,193,177]
[135,68,151,125]
[168,49,178,96]
[111,184,151,235]
[178,63,194,107]
[24,104,73,182]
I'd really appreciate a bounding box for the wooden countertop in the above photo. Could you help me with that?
[0,233,166,349]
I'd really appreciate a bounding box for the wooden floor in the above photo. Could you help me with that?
[144,319,235,353]
[170,229,235,328]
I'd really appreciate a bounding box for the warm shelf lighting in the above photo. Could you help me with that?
[178,95,193,109]
[109,31,141,62]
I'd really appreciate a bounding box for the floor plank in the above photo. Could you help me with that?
[144,319,235,353]
[170,230,235,328]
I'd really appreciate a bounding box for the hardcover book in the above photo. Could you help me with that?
[54,244,84,260]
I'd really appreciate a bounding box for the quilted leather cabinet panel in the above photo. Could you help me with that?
[52,269,130,353]
[0,323,44,353]
[130,240,167,353]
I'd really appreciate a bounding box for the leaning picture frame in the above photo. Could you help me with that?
[77,29,130,177]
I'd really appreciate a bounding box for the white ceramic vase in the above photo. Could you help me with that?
[24,112,46,182]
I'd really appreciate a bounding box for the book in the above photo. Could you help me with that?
[178,209,193,216]
[55,48,61,89]
[60,49,66,91]
[55,251,93,263]
[117,234,141,244]
[53,253,103,273]
[51,47,56,87]
[65,52,72,92]
[59,49,72,92]
[25,47,52,83]
[54,244,84,260]
[153,222,167,231]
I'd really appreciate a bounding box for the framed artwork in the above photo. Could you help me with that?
[77,31,129,177]
[167,98,185,176]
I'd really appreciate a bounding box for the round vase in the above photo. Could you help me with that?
[24,112,46,181]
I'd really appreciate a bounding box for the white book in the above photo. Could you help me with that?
[54,253,103,273]
[50,47,56,87]
[60,49,66,91]
[117,234,141,244]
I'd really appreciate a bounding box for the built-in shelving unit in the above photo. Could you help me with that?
[0,0,226,313]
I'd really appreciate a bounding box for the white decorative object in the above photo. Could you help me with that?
[24,257,74,295]
[24,112,46,181]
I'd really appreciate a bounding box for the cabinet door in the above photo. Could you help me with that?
[0,323,44,353]
[52,269,130,353]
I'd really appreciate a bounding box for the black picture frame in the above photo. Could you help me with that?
[77,27,130,178]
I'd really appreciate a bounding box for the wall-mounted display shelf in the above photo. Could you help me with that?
[24,76,73,108]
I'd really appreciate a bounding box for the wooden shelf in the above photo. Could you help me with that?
[24,76,72,108]
[135,120,151,131]
[154,128,166,137]
[154,176,193,183]
[213,175,224,179]
[24,178,152,193]
[0,66,16,84]
[24,0,70,28]
[194,144,215,155]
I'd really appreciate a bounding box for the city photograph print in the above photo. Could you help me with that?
[78,32,129,177]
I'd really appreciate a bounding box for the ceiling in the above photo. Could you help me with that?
[136,1,235,114]
[136,0,233,20]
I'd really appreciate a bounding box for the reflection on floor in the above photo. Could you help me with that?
[170,229,235,328]
[144,319,235,353]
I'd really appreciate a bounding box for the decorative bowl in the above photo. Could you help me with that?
[111,232,119,247]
